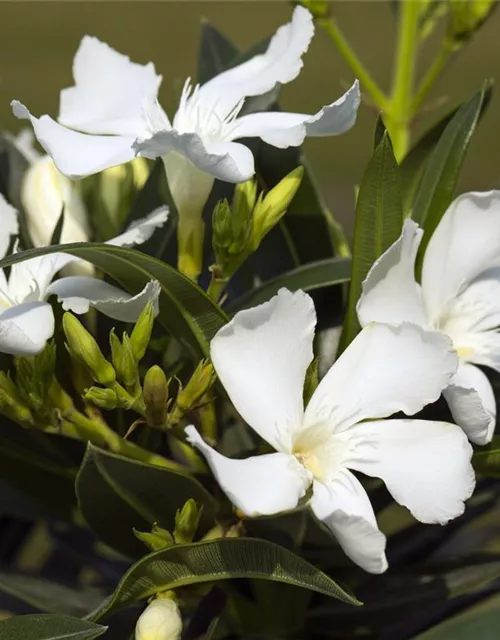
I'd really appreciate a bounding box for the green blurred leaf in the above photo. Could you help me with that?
[76,443,217,557]
[0,572,104,617]
[0,615,107,640]
[197,20,239,85]
[401,83,493,217]
[472,436,500,477]
[0,243,228,359]
[231,257,350,311]
[91,537,360,621]
[412,84,488,262]
[339,133,403,351]
[50,208,65,245]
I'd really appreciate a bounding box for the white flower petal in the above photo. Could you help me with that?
[444,363,496,444]
[185,425,311,517]
[59,36,163,136]
[357,219,428,327]
[12,101,136,179]
[8,252,73,302]
[0,194,19,260]
[310,469,387,574]
[229,81,360,148]
[211,288,316,453]
[46,278,160,322]
[0,302,54,355]
[196,6,314,119]
[107,206,169,247]
[305,323,457,432]
[422,191,500,322]
[348,418,475,524]
[134,131,254,182]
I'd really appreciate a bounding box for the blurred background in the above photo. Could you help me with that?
[1,0,500,235]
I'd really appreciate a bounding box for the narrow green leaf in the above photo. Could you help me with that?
[197,21,239,85]
[50,208,65,245]
[76,443,217,557]
[339,133,403,351]
[91,537,360,621]
[0,614,107,640]
[230,257,351,311]
[472,435,500,477]
[0,243,228,359]
[412,83,489,261]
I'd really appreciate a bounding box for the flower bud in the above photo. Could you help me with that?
[110,331,138,388]
[84,386,118,410]
[174,499,201,544]
[251,166,304,249]
[448,0,495,45]
[63,313,116,386]
[143,365,169,428]
[98,158,149,229]
[134,523,174,551]
[130,301,156,362]
[0,372,34,425]
[232,179,257,222]
[135,597,182,640]
[170,360,216,424]
[21,155,90,248]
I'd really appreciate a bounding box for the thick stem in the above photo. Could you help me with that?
[318,17,389,112]
[386,0,421,160]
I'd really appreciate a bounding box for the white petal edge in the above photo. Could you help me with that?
[59,35,163,136]
[304,323,457,433]
[0,194,19,260]
[12,101,136,179]
[107,206,169,247]
[185,425,311,517]
[228,80,360,148]
[195,6,314,119]
[310,469,387,574]
[357,219,428,328]
[46,278,161,322]
[210,288,316,453]
[348,418,475,525]
[444,363,496,445]
[0,302,54,356]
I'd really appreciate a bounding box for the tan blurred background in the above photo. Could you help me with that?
[1,1,499,234]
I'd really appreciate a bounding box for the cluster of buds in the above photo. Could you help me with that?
[211,166,304,287]
[134,499,202,551]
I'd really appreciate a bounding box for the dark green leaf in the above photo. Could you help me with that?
[76,443,217,557]
[230,257,350,311]
[0,572,104,617]
[91,537,360,621]
[402,83,493,216]
[472,436,500,477]
[412,83,489,261]
[0,243,228,359]
[197,20,239,85]
[50,208,65,246]
[0,614,106,640]
[373,115,386,149]
[339,133,403,351]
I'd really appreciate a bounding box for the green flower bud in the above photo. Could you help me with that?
[232,179,258,222]
[174,499,202,544]
[0,373,34,425]
[84,386,118,410]
[63,313,116,386]
[134,523,174,552]
[143,365,169,428]
[212,199,233,251]
[110,330,138,388]
[251,166,304,250]
[130,301,156,362]
[448,0,496,44]
[170,360,216,423]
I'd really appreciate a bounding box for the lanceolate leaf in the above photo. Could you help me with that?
[90,537,360,621]
[412,83,489,262]
[76,443,217,557]
[197,20,239,85]
[0,244,228,359]
[230,257,351,311]
[339,133,403,351]
[0,614,107,640]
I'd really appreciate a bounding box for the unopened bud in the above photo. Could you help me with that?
[170,360,216,423]
[174,499,201,544]
[448,0,496,45]
[130,301,156,362]
[84,386,118,410]
[0,375,34,425]
[251,166,304,249]
[135,597,182,640]
[232,179,258,221]
[98,158,149,228]
[143,365,169,427]
[63,313,115,386]
[212,199,232,250]
[134,523,174,551]
[110,331,138,388]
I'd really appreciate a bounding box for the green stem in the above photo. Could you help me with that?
[207,274,227,302]
[318,17,389,112]
[386,0,421,160]
[411,39,455,115]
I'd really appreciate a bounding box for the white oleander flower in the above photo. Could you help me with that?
[357,192,500,445]
[185,288,474,573]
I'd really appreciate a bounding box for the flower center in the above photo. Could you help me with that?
[292,424,351,482]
